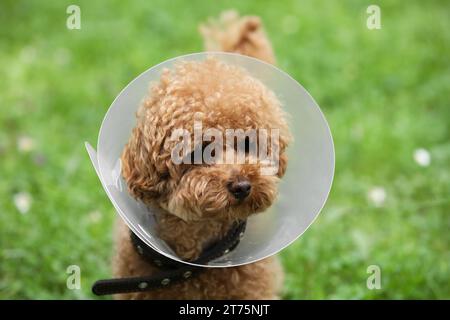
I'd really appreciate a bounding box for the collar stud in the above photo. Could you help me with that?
[138,282,148,289]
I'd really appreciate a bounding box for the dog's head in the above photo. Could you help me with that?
[122,58,291,222]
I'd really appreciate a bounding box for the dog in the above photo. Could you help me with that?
[113,11,291,299]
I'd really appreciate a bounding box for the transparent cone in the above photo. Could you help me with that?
[85,52,334,267]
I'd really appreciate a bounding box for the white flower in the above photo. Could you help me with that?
[13,192,32,214]
[20,46,37,64]
[54,47,71,66]
[413,148,431,167]
[65,156,80,174]
[17,135,35,153]
[368,187,386,207]
[87,210,102,224]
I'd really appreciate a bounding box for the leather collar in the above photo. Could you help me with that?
[92,220,247,296]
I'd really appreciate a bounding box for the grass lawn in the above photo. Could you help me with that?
[0,0,449,299]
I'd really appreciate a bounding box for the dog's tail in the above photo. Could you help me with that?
[199,10,276,65]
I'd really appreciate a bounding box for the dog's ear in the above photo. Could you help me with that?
[277,152,288,178]
[121,126,168,203]
[276,128,292,178]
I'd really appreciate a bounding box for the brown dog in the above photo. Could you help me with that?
[113,11,290,299]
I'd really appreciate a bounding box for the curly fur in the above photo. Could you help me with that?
[113,11,291,299]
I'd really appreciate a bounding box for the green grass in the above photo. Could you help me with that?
[0,0,449,299]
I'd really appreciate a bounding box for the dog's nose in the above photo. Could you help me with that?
[228,180,252,200]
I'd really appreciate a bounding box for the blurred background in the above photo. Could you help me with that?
[0,0,449,299]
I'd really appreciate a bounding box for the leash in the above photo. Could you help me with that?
[92,220,247,296]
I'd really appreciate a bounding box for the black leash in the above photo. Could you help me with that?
[92,220,247,296]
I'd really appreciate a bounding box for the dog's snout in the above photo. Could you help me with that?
[228,179,252,200]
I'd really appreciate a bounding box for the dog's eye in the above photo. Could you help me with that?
[188,150,195,164]
[205,142,215,158]
[244,137,250,154]
[160,171,170,180]
[234,137,251,154]
[187,142,212,165]
[185,146,199,164]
